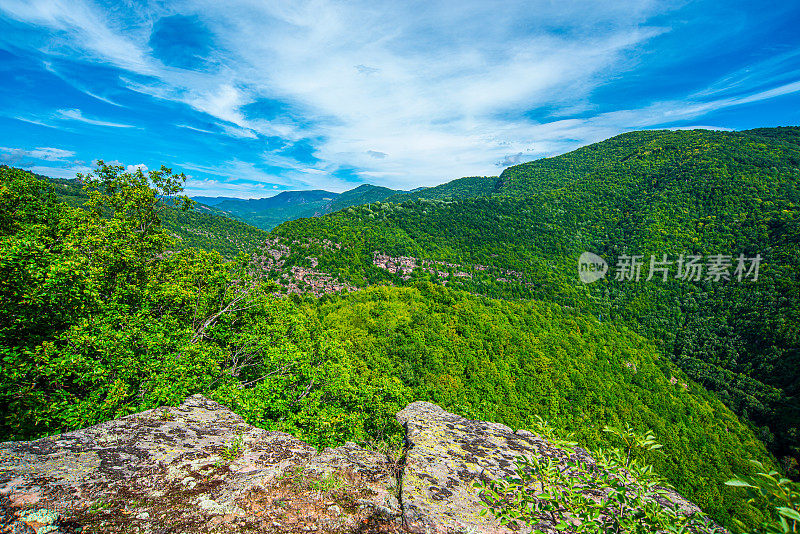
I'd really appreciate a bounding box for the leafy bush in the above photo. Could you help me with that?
[474,423,717,533]
[726,461,800,533]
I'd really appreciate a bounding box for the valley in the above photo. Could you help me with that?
[2,127,799,531]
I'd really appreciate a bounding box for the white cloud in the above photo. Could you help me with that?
[56,108,136,128]
[182,176,281,199]
[29,147,75,161]
[0,145,75,163]
[25,163,92,179]
[176,124,216,134]
[0,0,152,74]
[0,0,675,187]
[11,116,60,129]
[3,0,799,191]
[179,158,363,193]
[126,163,148,173]
[0,145,90,179]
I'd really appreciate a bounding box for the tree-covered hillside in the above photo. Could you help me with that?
[212,189,336,230]
[196,185,401,230]
[272,127,800,474]
[0,163,784,529]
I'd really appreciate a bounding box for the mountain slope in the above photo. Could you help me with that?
[310,285,772,527]
[271,127,800,473]
[197,185,403,230]
[212,190,336,230]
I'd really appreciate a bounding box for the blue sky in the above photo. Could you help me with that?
[1,0,799,198]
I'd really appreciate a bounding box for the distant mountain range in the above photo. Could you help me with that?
[191,185,391,230]
[191,179,500,230]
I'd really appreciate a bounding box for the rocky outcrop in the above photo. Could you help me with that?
[1,397,718,534]
[396,402,714,534]
[0,396,399,533]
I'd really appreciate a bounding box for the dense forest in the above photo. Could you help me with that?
[383,175,500,203]
[2,127,799,530]
[272,128,800,479]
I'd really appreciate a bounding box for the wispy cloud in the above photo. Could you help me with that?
[0,145,89,178]
[56,108,136,128]
[182,177,283,198]
[11,116,60,129]
[1,146,74,162]
[1,0,799,192]
[176,124,217,134]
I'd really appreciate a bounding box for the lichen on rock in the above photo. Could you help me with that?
[0,395,400,533]
[1,397,720,534]
[396,401,718,534]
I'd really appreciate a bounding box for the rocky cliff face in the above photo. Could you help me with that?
[0,396,716,534]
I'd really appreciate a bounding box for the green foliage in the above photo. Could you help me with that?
[475,426,714,533]
[160,206,269,257]
[312,284,771,527]
[726,461,800,533]
[309,472,346,492]
[221,433,244,461]
[30,168,270,257]
[0,165,405,449]
[271,127,800,474]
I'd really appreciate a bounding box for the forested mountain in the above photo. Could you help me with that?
[323,184,398,213]
[195,184,401,230]
[210,189,336,229]
[271,127,800,477]
[0,162,778,528]
[3,128,800,530]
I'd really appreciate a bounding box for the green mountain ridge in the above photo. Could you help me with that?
[192,184,402,230]
[190,176,508,231]
[384,175,501,203]
[324,184,399,213]
[271,127,800,477]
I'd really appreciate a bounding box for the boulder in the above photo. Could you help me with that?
[396,401,719,534]
[0,397,721,534]
[0,395,400,533]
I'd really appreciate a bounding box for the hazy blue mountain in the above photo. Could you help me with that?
[195,185,405,230]
[188,196,244,206]
[209,190,336,230]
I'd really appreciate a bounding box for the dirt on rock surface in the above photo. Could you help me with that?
[0,395,401,534]
[395,401,721,534]
[1,397,720,534]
